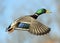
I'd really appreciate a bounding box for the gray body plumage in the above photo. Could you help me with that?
[9,16,50,35]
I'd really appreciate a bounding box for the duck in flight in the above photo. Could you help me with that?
[6,8,51,35]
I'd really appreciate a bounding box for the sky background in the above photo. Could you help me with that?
[0,0,60,43]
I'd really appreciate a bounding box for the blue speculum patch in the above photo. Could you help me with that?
[17,22,30,29]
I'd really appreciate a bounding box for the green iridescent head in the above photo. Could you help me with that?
[35,8,47,15]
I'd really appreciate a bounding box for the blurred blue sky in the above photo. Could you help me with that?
[0,0,60,43]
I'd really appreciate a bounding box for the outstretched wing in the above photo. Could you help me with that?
[28,20,51,35]
[14,16,50,35]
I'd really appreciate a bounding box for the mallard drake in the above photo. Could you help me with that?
[6,8,51,35]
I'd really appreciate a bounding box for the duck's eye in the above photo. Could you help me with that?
[17,22,30,29]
